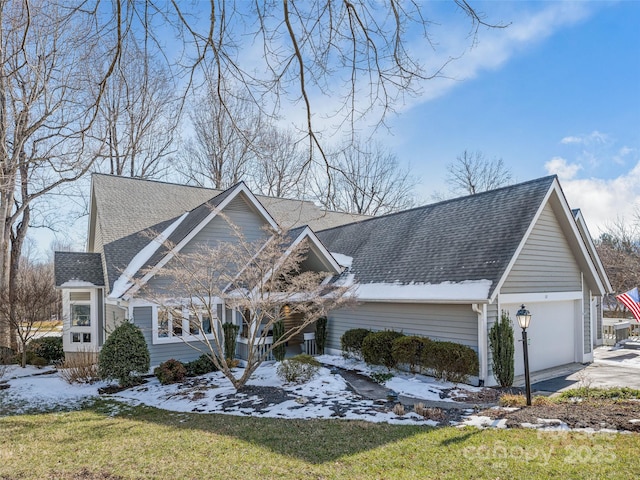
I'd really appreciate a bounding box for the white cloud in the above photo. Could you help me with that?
[409,2,596,105]
[560,130,610,146]
[559,162,640,236]
[561,136,583,144]
[544,157,582,180]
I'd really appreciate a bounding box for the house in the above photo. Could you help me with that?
[54,173,611,386]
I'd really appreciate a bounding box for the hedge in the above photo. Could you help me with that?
[361,330,404,370]
[422,340,478,383]
[340,328,371,359]
[391,335,432,373]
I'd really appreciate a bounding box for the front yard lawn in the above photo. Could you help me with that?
[1,399,638,480]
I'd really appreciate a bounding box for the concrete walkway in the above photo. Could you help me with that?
[330,366,495,410]
[532,347,640,393]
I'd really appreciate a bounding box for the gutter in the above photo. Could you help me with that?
[472,303,488,386]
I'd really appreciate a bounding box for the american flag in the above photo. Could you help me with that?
[616,287,640,322]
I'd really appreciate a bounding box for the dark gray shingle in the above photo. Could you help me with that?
[54,252,105,287]
[316,176,557,298]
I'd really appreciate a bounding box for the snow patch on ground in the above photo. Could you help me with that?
[1,369,106,415]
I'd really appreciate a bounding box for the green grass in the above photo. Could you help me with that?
[1,399,638,479]
[557,386,640,401]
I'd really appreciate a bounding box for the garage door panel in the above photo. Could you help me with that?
[503,302,576,377]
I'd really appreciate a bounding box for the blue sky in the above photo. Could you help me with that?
[28,1,640,256]
[382,0,640,236]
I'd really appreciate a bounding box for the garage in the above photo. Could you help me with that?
[503,301,578,377]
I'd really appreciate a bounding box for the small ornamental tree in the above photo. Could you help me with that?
[142,221,353,390]
[489,310,515,387]
[98,321,150,387]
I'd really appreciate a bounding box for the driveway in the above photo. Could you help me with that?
[532,345,640,393]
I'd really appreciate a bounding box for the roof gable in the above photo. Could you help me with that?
[317,176,558,300]
[107,182,279,299]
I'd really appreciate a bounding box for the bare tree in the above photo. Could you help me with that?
[113,1,500,180]
[312,140,418,215]
[142,223,352,390]
[595,217,640,315]
[0,1,119,348]
[92,39,179,179]
[446,150,513,196]
[179,81,263,189]
[251,127,309,198]
[0,261,58,367]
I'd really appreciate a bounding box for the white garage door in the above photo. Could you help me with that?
[503,301,577,377]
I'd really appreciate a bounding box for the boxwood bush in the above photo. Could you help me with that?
[361,330,404,370]
[185,354,218,376]
[154,359,187,385]
[391,335,432,373]
[422,340,478,383]
[98,321,150,387]
[340,328,371,359]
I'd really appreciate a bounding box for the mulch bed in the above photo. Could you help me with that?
[477,400,640,432]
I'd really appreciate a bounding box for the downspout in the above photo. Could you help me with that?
[472,303,488,387]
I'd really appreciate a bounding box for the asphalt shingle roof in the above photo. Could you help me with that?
[54,252,105,287]
[316,176,557,299]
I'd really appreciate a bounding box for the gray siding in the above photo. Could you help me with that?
[132,306,208,367]
[502,203,581,294]
[146,195,268,293]
[327,302,478,352]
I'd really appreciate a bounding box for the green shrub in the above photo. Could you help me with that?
[276,354,321,384]
[422,340,478,383]
[28,336,64,364]
[30,356,48,368]
[154,359,187,385]
[340,328,371,359]
[222,322,239,359]
[185,354,218,376]
[392,336,432,373]
[489,311,515,387]
[272,319,286,361]
[98,321,150,387]
[370,372,393,384]
[362,330,404,370]
[315,317,327,355]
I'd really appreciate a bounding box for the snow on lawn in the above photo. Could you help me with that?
[317,354,481,402]
[112,364,437,426]
[0,369,106,415]
[1,356,482,425]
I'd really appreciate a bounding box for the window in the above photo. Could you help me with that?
[72,304,91,326]
[189,314,199,335]
[158,309,169,338]
[202,314,212,335]
[155,306,217,343]
[71,332,91,343]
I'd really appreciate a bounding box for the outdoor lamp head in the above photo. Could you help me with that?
[516,304,531,329]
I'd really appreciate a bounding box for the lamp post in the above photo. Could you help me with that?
[516,304,532,406]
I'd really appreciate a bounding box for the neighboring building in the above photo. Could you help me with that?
[55,174,611,386]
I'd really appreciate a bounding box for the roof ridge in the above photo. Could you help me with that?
[317,175,557,234]
[92,172,369,217]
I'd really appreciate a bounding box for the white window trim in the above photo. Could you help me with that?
[67,289,97,349]
[152,305,217,345]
